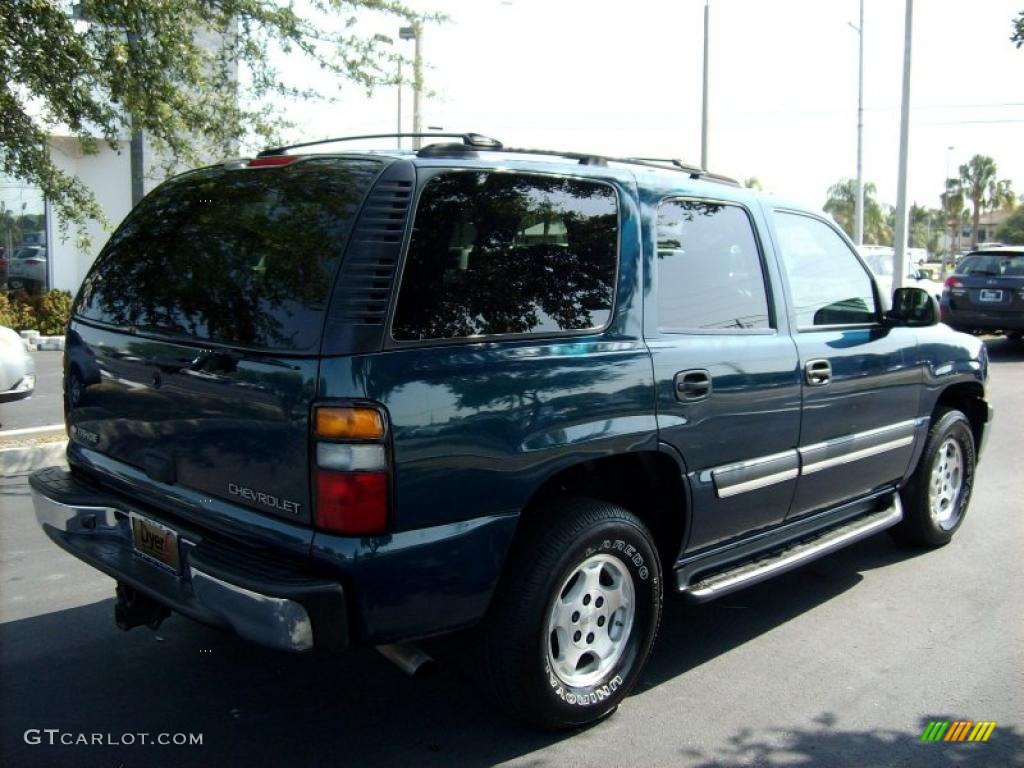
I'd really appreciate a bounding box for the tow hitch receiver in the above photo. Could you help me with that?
[114,583,171,631]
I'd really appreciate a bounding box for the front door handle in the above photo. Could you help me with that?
[674,369,712,401]
[805,359,832,386]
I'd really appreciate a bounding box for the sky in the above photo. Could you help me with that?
[275,0,1024,213]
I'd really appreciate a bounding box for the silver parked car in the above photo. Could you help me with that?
[0,326,35,404]
[7,246,47,292]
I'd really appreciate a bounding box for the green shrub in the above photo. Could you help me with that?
[34,290,73,335]
[0,292,36,331]
[0,289,72,334]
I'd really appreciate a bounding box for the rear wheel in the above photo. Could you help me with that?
[477,497,662,729]
[894,408,976,547]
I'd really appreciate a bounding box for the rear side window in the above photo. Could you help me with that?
[76,157,382,351]
[656,200,771,331]
[391,172,618,341]
[773,212,877,328]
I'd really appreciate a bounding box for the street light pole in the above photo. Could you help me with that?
[701,0,709,170]
[399,24,423,150]
[850,0,865,246]
[891,0,914,292]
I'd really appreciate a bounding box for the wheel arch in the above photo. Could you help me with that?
[511,449,690,572]
[932,381,987,450]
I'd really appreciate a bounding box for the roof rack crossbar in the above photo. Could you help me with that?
[257,132,502,157]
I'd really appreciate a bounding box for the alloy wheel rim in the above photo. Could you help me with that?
[545,553,635,689]
[928,437,964,527]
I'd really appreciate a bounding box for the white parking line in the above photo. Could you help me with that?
[0,424,66,438]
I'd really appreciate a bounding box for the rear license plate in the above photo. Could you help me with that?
[979,289,1003,302]
[130,513,180,574]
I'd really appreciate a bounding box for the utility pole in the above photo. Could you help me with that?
[891,0,913,292]
[397,58,403,148]
[850,0,865,246]
[701,0,709,170]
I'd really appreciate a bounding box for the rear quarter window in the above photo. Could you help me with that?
[76,157,383,351]
[391,172,619,342]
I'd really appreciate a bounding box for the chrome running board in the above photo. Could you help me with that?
[680,495,903,603]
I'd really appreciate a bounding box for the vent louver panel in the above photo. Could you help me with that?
[332,171,414,326]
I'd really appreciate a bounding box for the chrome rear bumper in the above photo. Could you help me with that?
[31,468,345,652]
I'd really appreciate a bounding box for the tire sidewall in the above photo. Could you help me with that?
[535,519,661,723]
[914,411,976,543]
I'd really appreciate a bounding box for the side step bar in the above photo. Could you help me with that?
[679,495,903,603]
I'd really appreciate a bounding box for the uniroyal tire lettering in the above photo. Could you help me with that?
[547,665,624,707]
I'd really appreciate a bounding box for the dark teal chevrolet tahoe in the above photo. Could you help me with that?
[31,133,992,729]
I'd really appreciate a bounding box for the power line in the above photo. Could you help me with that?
[918,118,1024,126]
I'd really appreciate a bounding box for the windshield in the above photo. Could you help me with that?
[75,157,382,351]
[958,253,1024,277]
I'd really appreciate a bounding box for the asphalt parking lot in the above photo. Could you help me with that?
[0,349,63,432]
[1,339,1022,768]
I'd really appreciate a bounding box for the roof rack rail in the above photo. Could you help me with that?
[419,144,740,187]
[255,131,739,186]
[257,132,502,157]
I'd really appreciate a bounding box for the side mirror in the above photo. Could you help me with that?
[887,286,939,327]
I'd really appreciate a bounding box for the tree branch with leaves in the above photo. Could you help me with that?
[1,0,432,242]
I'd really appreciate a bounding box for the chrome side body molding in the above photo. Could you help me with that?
[710,419,922,499]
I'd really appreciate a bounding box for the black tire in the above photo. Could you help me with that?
[894,408,976,547]
[476,496,662,730]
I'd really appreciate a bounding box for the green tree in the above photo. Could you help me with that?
[1013,10,1024,47]
[824,178,892,245]
[996,206,1024,244]
[908,203,942,253]
[1,0,424,237]
[959,154,1015,247]
[742,177,762,191]
[940,177,966,268]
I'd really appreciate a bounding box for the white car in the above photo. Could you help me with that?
[860,249,944,302]
[0,326,35,404]
[7,246,47,290]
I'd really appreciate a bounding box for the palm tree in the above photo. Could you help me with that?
[941,178,965,273]
[824,178,892,244]
[959,155,998,247]
[989,178,1017,212]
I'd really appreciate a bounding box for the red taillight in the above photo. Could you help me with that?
[312,404,390,535]
[247,155,297,167]
[316,471,388,535]
[944,276,962,290]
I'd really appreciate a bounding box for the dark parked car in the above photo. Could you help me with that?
[941,245,1024,339]
[30,133,992,729]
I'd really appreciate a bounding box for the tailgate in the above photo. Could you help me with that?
[66,322,318,524]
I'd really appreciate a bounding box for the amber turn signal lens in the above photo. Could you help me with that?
[315,407,385,440]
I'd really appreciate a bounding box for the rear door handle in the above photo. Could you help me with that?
[674,369,712,401]
[804,359,832,386]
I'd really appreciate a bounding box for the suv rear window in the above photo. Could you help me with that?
[958,253,1024,276]
[76,157,382,351]
[391,172,618,342]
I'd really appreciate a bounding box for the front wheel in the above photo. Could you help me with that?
[894,408,976,547]
[477,497,662,729]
